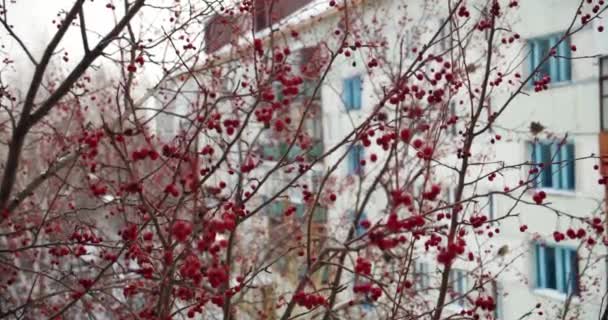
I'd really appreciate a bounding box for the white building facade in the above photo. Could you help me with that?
[162,0,608,319]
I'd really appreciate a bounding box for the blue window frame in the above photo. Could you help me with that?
[343,75,362,110]
[487,193,495,222]
[449,269,469,307]
[414,261,430,291]
[263,196,285,221]
[529,141,575,190]
[348,144,364,175]
[491,281,503,320]
[534,243,579,295]
[289,202,327,223]
[361,297,375,311]
[528,34,571,83]
[294,202,306,219]
[320,265,331,284]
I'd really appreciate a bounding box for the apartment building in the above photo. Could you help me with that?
[158,0,608,318]
[490,1,607,319]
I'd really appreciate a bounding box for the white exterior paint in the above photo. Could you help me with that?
[173,0,608,318]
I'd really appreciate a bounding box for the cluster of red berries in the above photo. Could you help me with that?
[254,105,276,126]
[180,254,203,283]
[422,184,442,201]
[90,184,107,196]
[164,183,180,197]
[386,213,401,232]
[176,286,194,301]
[591,217,605,233]
[293,291,327,309]
[355,257,372,275]
[253,38,263,55]
[78,278,94,290]
[131,147,159,161]
[474,296,496,311]
[532,190,546,204]
[80,130,104,159]
[403,215,426,230]
[69,230,101,244]
[552,232,568,243]
[49,246,70,257]
[122,282,140,297]
[390,189,413,207]
[200,144,215,156]
[367,58,379,68]
[533,75,551,92]
[385,213,425,233]
[172,220,193,242]
[207,214,237,234]
[437,238,466,265]
[201,112,223,134]
[241,157,257,173]
[121,224,138,241]
[353,283,383,300]
[196,230,218,252]
[207,264,229,288]
[120,181,143,194]
[457,5,470,18]
[222,118,240,135]
[565,228,587,240]
[369,231,405,250]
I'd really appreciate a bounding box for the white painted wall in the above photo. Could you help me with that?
[178,0,608,318]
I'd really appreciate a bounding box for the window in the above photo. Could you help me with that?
[446,187,456,205]
[528,34,571,83]
[438,18,450,51]
[534,243,579,295]
[487,193,495,222]
[403,30,413,58]
[156,92,191,139]
[414,261,430,291]
[156,100,187,139]
[529,141,575,190]
[449,269,469,307]
[254,1,269,31]
[293,202,306,219]
[267,199,285,222]
[304,102,324,159]
[348,144,364,175]
[290,202,327,223]
[343,75,362,111]
[491,280,503,320]
[300,79,322,102]
[320,265,331,285]
[600,57,608,130]
[265,65,324,162]
[449,101,457,136]
[312,205,328,223]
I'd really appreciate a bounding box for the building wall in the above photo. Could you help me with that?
[490,2,606,318]
[193,0,608,318]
